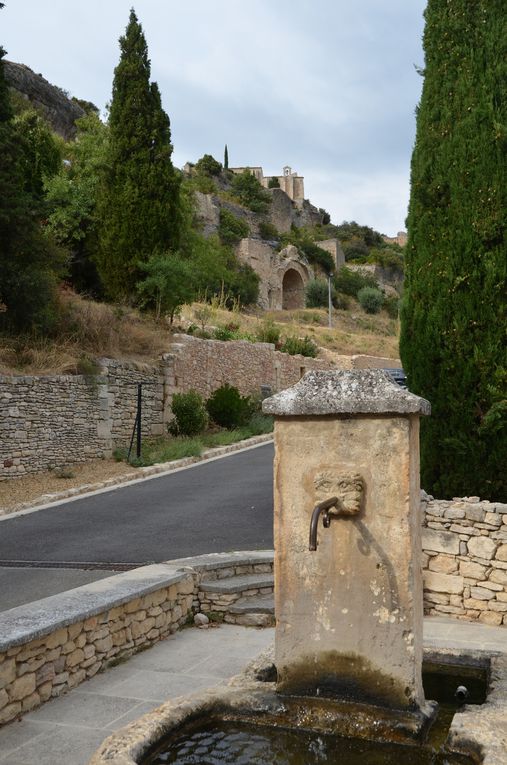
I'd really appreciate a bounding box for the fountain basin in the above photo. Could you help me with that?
[89,649,499,765]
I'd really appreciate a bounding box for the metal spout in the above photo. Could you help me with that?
[309,497,338,551]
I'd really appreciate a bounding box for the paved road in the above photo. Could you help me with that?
[0,443,274,611]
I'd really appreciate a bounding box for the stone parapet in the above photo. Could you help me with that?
[422,494,507,626]
[0,551,274,727]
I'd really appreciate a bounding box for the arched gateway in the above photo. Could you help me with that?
[282,268,305,310]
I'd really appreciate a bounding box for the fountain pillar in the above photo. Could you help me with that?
[263,369,431,712]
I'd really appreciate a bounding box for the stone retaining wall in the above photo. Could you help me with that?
[0,552,274,727]
[1,335,401,480]
[422,494,507,626]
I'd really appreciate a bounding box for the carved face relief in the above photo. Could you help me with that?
[314,471,364,516]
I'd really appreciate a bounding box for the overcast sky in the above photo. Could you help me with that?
[2,0,427,236]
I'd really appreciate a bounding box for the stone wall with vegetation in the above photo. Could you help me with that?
[422,494,507,626]
[163,333,334,407]
[1,334,400,480]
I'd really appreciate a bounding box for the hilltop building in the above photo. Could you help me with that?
[229,165,305,205]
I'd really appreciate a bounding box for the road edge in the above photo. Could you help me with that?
[0,434,274,521]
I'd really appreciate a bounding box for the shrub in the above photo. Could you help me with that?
[218,208,249,245]
[305,279,334,308]
[206,384,255,429]
[299,242,335,275]
[195,154,222,177]
[212,326,234,341]
[169,390,208,436]
[230,170,271,214]
[267,176,280,188]
[384,294,400,319]
[258,221,279,241]
[357,287,384,314]
[280,335,318,358]
[256,319,280,345]
[333,266,379,297]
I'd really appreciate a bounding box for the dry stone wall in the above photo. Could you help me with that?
[422,493,507,626]
[1,335,399,480]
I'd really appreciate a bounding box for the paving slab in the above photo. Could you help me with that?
[0,618,505,765]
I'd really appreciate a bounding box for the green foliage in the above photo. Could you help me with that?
[195,153,222,177]
[230,169,271,214]
[383,294,400,319]
[258,221,279,241]
[357,286,384,314]
[96,10,180,300]
[268,176,280,189]
[169,390,208,436]
[319,208,331,225]
[218,208,249,245]
[305,278,335,309]
[256,319,280,345]
[206,383,255,429]
[279,228,335,274]
[212,325,235,341]
[137,252,194,322]
[224,144,228,170]
[13,110,61,198]
[342,238,369,261]
[280,335,318,358]
[0,46,67,334]
[333,266,379,297]
[334,221,384,249]
[44,113,108,295]
[400,1,507,501]
[368,246,404,277]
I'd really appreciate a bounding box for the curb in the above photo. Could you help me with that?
[1,434,274,518]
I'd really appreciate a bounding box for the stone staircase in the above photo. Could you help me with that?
[198,566,275,627]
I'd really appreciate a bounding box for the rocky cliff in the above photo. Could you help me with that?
[4,60,85,140]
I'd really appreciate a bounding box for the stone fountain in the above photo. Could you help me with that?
[90,370,497,765]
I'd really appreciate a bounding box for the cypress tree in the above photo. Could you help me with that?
[224,143,229,170]
[96,9,180,300]
[400,1,507,501]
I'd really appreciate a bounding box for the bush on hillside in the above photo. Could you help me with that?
[169,390,208,436]
[357,287,384,315]
[258,221,279,241]
[206,384,255,429]
[333,266,379,297]
[218,208,249,245]
[195,154,222,177]
[305,279,336,309]
[256,319,280,345]
[384,294,400,319]
[280,335,318,358]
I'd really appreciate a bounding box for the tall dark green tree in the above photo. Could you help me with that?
[400,1,507,501]
[96,9,180,300]
[224,143,228,170]
[0,24,66,333]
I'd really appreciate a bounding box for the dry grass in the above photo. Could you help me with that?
[0,290,172,375]
[0,291,400,377]
[180,302,401,360]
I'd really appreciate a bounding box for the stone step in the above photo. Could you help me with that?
[200,573,274,595]
[228,593,274,615]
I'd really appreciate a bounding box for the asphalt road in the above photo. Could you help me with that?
[0,443,274,611]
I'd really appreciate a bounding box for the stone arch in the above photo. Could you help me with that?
[282,268,306,310]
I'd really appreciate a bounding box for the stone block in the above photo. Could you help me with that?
[94,636,113,653]
[38,681,52,702]
[463,599,489,611]
[45,627,68,649]
[478,580,503,592]
[422,528,459,555]
[478,611,503,626]
[465,506,486,523]
[36,662,55,685]
[0,688,7,710]
[21,691,40,712]
[470,587,495,601]
[68,623,83,640]
[0,658,16,690]
[468,537,498,560]
[496,545,507,562]
[61,641,76,655]
[459,561,487,579]
[484,512,502,527]
[66,648,85,668]
[428,554,458,574]
[9,672,36,701]
[424,571,464,595]
[0,702,21,725]
[444,507,466,520]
